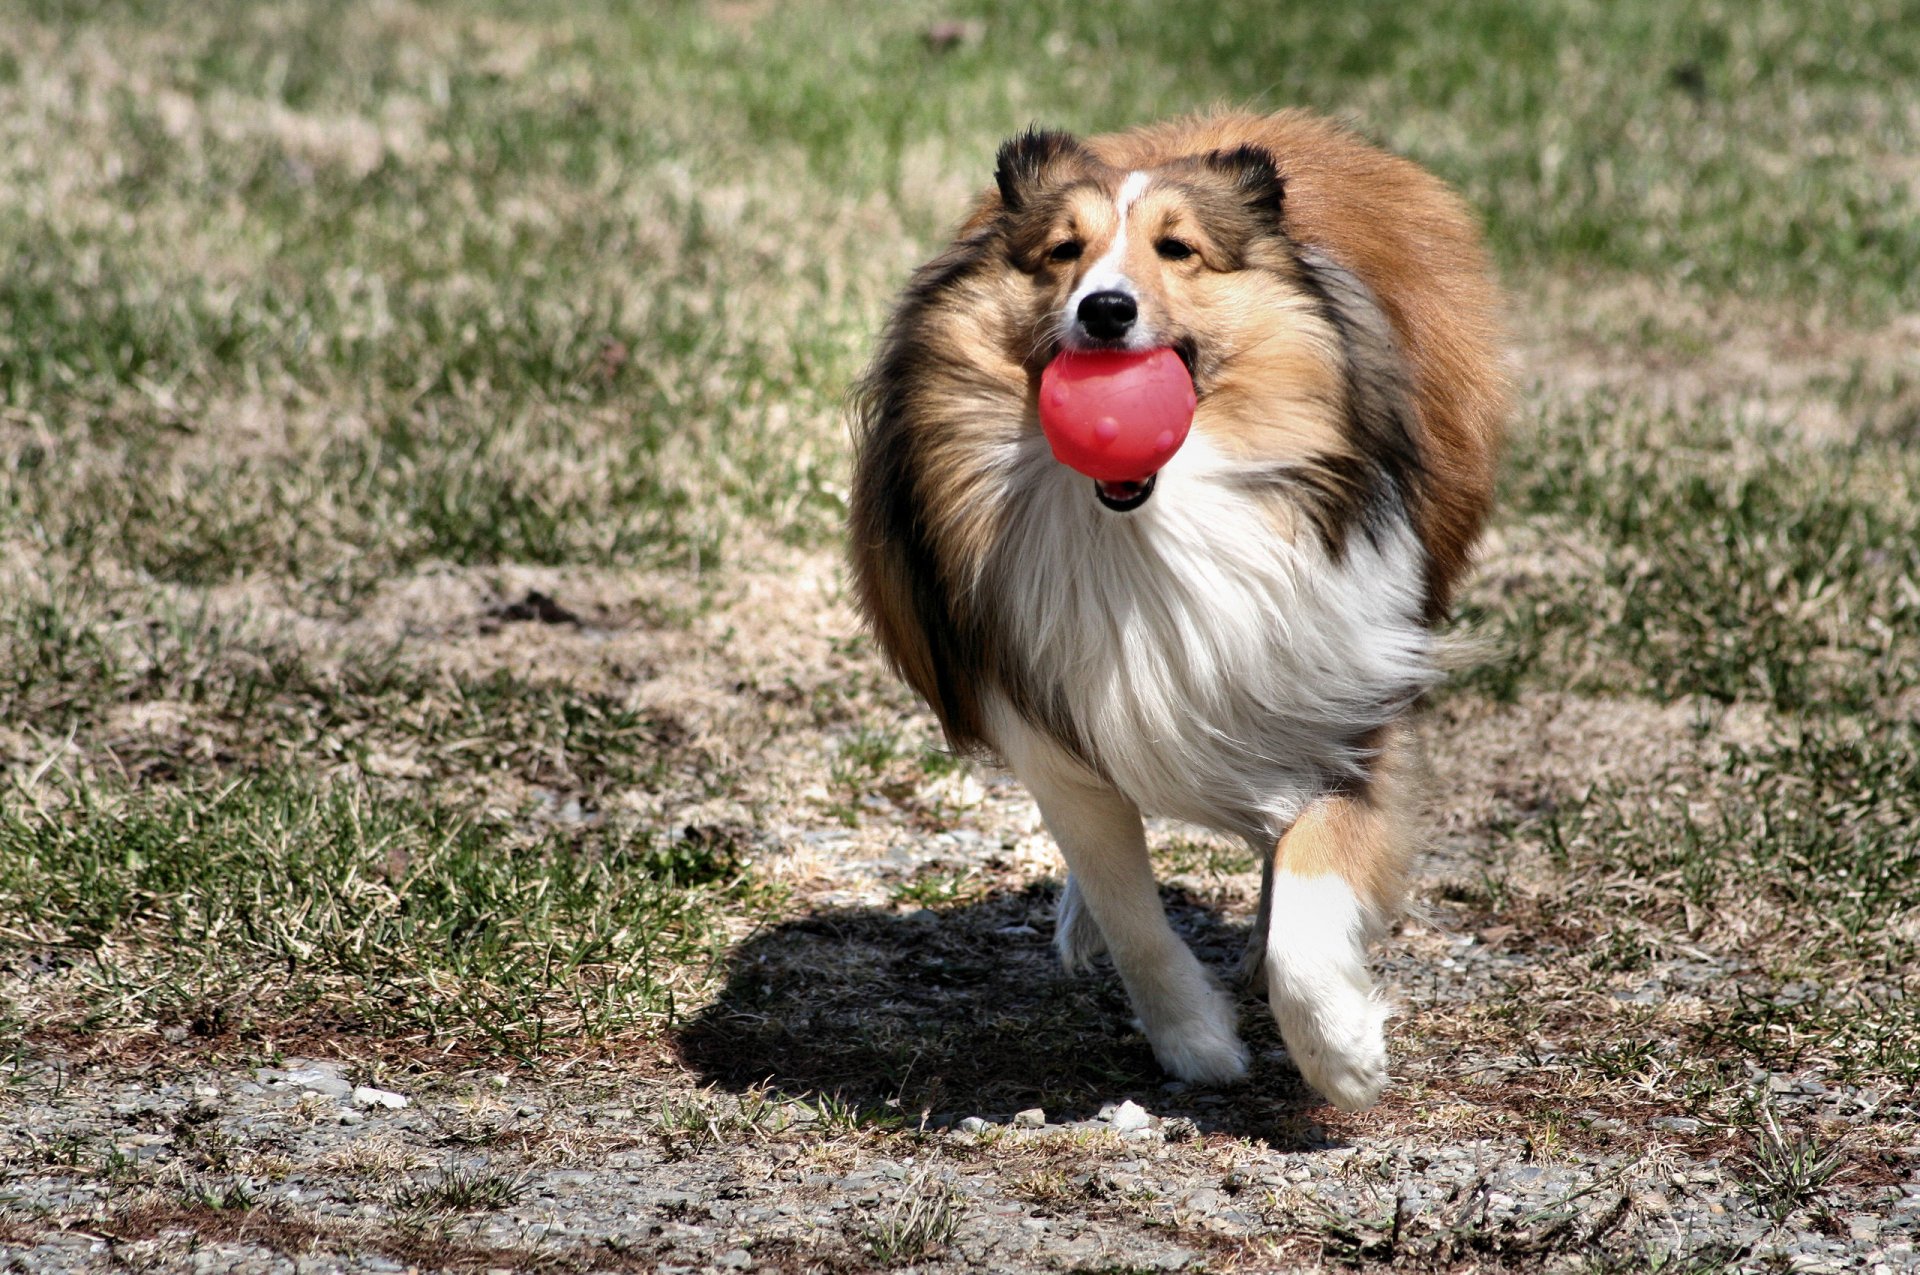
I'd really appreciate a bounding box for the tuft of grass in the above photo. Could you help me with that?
[184,1179,257,1212]
[391,1165,530,1215]
[1576,1242,1753,1275]
[890,866,984,910]
[862,1171,965,1266]
[1733,1108,1848,1225]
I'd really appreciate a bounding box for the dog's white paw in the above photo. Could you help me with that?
[1263,870,1390,1110]
[1144,984,1250,1086]
[1053,874,1109,972]
[1270,975,1389,1110]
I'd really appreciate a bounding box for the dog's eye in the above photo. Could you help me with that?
[1048,241,1084,262]
[1156,238,1196,261]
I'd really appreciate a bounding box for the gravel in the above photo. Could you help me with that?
[6,1048,1914,1273]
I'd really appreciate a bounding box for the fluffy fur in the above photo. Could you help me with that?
[848,110,1507,1109]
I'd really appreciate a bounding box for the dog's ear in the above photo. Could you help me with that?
[995,127,1087,211]
[1201,145,1285,218]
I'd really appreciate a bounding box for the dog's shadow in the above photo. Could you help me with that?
[674,881,1342,1149]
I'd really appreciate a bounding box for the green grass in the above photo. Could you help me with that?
[863,1172,966,1266]
[0,774,776,1054]
[391,1165,530,1214]
[5,0,1916,608]
[1456,399,1920,713]
[0,581,696,798]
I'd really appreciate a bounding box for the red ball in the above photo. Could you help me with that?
[1037,348,1196,482]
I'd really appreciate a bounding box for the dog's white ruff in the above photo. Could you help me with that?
[987,430,1435,845]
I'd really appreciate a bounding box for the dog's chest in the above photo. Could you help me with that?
[986,436,1435,837]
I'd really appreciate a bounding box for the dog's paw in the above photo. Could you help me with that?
[1262,870,1390,1110]
[1053,873,1109,972]
[1143,985,1250,1086]
[1270,978,1389,1110]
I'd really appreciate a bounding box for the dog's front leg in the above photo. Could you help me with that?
[992,711,1248,1086]
[1260,730,1414,1111]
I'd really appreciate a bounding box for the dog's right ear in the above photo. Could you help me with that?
[994,127,1086,211]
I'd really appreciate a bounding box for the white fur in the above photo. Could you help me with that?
[990,697,1249,1086]
[1065,171,1156,349]
[1262,870,1390,1110]
[985,429,1436,846]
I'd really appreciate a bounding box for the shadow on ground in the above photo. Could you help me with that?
[675,881,1342,1149]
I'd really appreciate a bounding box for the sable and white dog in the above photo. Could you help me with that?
[847,111,1506,1109]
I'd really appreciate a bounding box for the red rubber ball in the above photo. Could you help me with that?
[1037,348,1196,482]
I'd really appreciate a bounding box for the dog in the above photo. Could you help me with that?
[847,111,1506,1110]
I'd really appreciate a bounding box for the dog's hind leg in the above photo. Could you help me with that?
[1054,873,1109,972]
[1261,728,1415,1111]
[992,708,1249,1086]
[1237,846,1276,994]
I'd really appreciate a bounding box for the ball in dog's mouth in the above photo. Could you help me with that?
[1039,349,1195,507]
[1095,475,1157,512]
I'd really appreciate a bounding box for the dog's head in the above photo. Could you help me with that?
[990,129,1301,380]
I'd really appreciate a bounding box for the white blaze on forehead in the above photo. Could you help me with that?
[1070,170,1151,306]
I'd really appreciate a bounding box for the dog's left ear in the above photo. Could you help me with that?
[995,127,1087,211]
[1202,145,1285,218]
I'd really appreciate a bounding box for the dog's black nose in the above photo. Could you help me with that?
[1077,290,1137,341]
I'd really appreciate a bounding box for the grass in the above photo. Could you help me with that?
[391,1165,530,1214]
[0,0,1916,1270]
[0,775,773,1055]
[1474,721,1920,1090]
[1457,400,1920,713]
[863,1171,966,1266]
[1734,1108,1848,1225]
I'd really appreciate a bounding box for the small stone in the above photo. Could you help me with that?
[716,1251,752,1270]
[118,1133,170,1161]
[351,1086,410,1110]
[282,1067,352,1100]
[1183,1188,1225,1214]
[958,1116,991,1134]
[1108,1100,1155,1133]
[1013,1107,1046,1128]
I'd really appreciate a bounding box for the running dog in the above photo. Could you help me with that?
[847,110,1506,1109]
